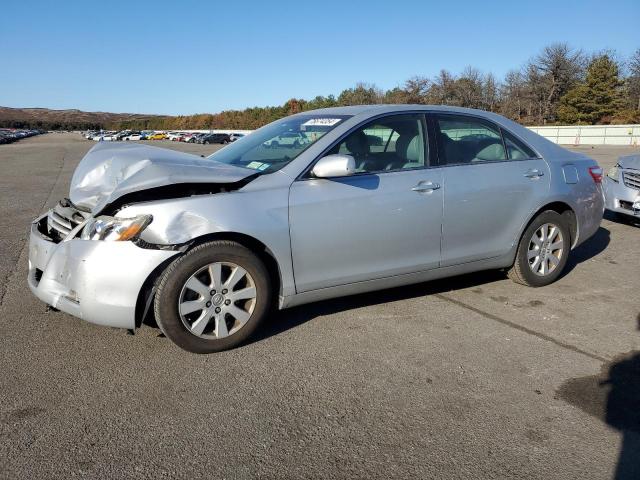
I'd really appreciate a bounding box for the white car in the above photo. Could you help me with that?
[94,131,117,141]
[123,132,143,141]
[166,132,183,141]
[603,154,640,221]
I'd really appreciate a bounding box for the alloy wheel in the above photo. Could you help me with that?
[527,223,564,276]
[178,262,257,338]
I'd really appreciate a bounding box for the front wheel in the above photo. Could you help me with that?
[508,210,570,287]
[154,241,272,353]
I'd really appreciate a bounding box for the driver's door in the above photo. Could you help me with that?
[288,114,443,293]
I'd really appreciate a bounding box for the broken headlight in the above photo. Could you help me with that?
[81,215,152,241]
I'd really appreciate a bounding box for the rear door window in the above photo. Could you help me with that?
[502,130,537,159]
[434,115,507,165]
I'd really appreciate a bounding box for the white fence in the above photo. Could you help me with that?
[527,124,640,146]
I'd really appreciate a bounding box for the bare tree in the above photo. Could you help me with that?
[430,70,458,105]
[483,72,500,112]
[528,43,586,123]
[455,67,484,108]
[628,48,640,111]
[402,76,431,104]
[337,82,384,105]
[500,70,525,120]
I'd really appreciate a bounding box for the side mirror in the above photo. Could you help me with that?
[312,154,356,178]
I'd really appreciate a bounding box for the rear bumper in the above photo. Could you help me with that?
[28,215,179,329]
[603,178,640,218]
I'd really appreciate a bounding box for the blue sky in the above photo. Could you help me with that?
[1,0,638,115]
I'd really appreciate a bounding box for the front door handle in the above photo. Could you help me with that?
[412,181,441,193]
[524,169,544,179]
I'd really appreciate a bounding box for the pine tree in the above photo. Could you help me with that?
[558,54,625,124]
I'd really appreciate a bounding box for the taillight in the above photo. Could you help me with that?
[588,166,603,183]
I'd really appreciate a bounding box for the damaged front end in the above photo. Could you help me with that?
[44,198,91,243]
[28,141,261,330]
[28,210,180,329]
[70,141,256,214]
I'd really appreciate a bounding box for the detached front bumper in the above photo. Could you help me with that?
[603,178,640,218]
[28,215,179,329]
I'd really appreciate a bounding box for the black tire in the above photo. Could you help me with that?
[507,210,570,287]
[154,240,272,353]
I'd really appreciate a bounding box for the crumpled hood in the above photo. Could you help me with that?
[618,154,640,170]
[70,142,254,213]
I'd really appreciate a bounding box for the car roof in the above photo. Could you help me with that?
[293,104,488,116]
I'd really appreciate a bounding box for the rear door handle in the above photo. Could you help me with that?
[412,181,441,193]
[524,169,544,179]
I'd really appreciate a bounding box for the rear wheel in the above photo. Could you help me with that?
[508,210,570,287]
[154,241,272,353]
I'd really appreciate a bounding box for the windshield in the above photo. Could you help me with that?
[207,114,351,173]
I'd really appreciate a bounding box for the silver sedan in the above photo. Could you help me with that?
[603,154,640,220]
[28,105,604,353]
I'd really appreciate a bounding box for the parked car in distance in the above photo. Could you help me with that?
[28,105,604,354]
[113,131,132,141]
[229,133,245,142]
[186,133,206,143]
[166,132,183,141]
[146,132,166,140]
[0,129,43,144]
[99,131,119,141]
[199,133,231,144]
[264,131,309,148]
[603,154,640,221]
[123,131,143,141]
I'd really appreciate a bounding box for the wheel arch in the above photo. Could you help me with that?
[134,231,283,328]
[518,201,578,250]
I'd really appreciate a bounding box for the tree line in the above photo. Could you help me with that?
[4,44,639,131]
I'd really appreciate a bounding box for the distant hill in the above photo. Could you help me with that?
[0,106,168,130]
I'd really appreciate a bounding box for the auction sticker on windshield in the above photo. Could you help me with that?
[301,118,342,127]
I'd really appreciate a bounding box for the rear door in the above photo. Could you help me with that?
[431,113,550,266]
[289,113,444,293]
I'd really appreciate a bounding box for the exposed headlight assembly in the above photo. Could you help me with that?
[81,215,152,241]
[607,164,620,181]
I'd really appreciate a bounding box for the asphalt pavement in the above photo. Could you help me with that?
[1,133,639,479]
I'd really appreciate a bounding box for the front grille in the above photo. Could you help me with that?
[46,199,91,242]
[623,170,640,190]
[619,200,634,211]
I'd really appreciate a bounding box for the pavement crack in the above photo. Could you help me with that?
[434,293,609,363]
